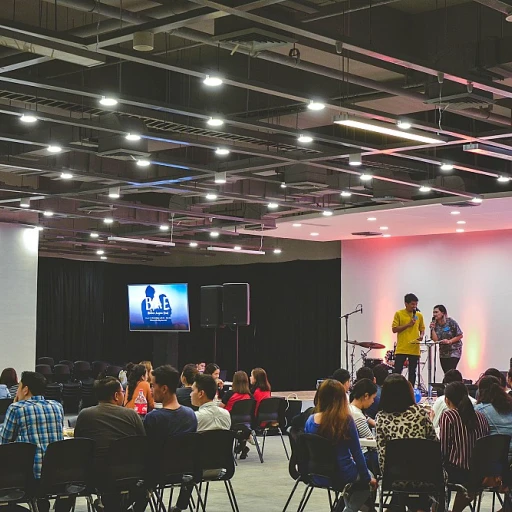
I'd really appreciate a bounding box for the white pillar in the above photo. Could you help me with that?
[0,223,38,373]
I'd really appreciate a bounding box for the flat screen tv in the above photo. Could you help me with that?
[128,283,190,332]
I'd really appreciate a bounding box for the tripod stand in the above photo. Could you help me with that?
[341,304,363,370]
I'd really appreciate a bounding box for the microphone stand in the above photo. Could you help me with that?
[340,304,363,373]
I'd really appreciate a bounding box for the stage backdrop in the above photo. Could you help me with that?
[341,229,512,383]
[36,257,341,391]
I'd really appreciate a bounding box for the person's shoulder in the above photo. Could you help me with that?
[179,405,197,417]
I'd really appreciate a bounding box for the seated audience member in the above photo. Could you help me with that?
[177,363,198,410]
[332,368,351,403]
[376,374,436,511]
[353,368,376,427]
[250,367,271,416]
[475,375,512,460]
[432,369,477,428]
[508,368,512,396]
[75,377,145,510]
[1,371,64,478]
[124,364,154,413]
[143,365,197,512]
[204,363,224,397]
[305,379,377,512]
[350,378,379,474]
[220,371,252,412]
[0,367,19,398]
[440,382,489,512]
[0,381,9,399]
[366,364,390,420]
[196,362,206,374]
[139,360,153,381]
[191,374,231,431]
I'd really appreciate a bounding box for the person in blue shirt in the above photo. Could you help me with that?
[305,379,377,512]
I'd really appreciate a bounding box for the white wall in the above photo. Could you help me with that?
[0,223,39,374]
[341,229,512,383]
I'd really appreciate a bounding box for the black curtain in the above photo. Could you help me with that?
[37,258,341,390]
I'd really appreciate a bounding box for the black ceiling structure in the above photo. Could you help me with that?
[2,0,512,262]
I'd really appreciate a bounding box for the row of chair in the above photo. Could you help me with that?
[35,361,123,383]
[0,430,240,512]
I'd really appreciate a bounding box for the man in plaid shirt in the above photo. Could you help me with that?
[0,371,64,478]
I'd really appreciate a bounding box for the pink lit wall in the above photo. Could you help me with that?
[341,229,512,383]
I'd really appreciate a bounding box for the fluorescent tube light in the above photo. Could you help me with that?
[108,236,175,247]
[463,143,512,162]
[207,246,265,255]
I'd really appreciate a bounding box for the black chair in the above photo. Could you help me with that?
[105,365,123,378]
[73,361,91,380]
[379,439,445,512]
[282,426,306,512]
[0,442,37,510]
[80,378,97,410]
[197,430,239,512]
[0,398,13,423]
[254,397,290,461]
[35,438,95,510]
[53,364,71,384]
[59,360,74,371]
[229,399,263,463]
[35,365,53,381]
[38,357,55,368]
[44,383,63,403]
[92,361,109,379]
[62,382,82,413]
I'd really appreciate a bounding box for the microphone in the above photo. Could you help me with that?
[360,304,363,314]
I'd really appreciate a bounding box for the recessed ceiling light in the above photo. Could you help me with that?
[273,248,282,254]
[419,185,432,192]
[215,148,230,156]
[322,210,333,216]
[35,226,44,231]
[360,173,373,181]
[43,211,54,217]
[367,217,377,221]
[471,197,483,204]
[99,96,118,106]
[96,250,104,255]
[108,187,120,199]
[60,172,73,180]
[189,242,198,248]
[159,225,169,231]
[104,217,114,224]
[450,211,460,215]
[100,256,107,260]
[203,75,223,87]
[497,175,511,183]
[207,117,224,127]
[90,232,99,238]
[214,172,227,184]
[440,163,454,171]
[47,145,62,153]
[397,120,412,130]
[267,202,279,209]
[456,228,465,233]
[340,191,352,197]
[20,198,30,208]
[20,114,37,123]
[457,220,466,225]
[298,134,313,143]
[292,223,302,227]
[280,182,287,189]
[307,100,325,111]
[310,232,319,236]
[380,226,389,230]
[210,231,219,238]
[383,234,391,238]
[349,153,362,166]
[206,193,218,200]
[136,159,151,167]
[125,133,141,141]
[234,246,242,251]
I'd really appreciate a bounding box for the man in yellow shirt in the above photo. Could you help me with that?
[391,293,425,386]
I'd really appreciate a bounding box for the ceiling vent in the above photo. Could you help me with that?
[424,82,494,110]
[77,205,117,213]
[441,201,480,208]
[351,231,383,237]
[212,28,295,54]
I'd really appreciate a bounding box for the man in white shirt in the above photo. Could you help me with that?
[191,374,231,431]
[432,369,477,427]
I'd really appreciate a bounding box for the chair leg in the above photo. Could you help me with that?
[278,428,290,460]
[224,480,240,512]
[252,431,264,463]
[262,429,268,458]
[298,486,314,512]
[296,485,311,512]
[283,478,301,512]
[328,489,334,511]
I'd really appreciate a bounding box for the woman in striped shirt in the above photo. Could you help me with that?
[440,381,489,512]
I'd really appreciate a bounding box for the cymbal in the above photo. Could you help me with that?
[359,341,386,350]
[344,340,360,346]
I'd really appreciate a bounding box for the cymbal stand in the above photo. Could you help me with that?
[341,304,363,371]
[349,344,357,381]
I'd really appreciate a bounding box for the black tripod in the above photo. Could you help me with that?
[341,304,363,372]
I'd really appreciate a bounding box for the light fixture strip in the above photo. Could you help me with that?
[108,236,175,247]
[207,246,265,255]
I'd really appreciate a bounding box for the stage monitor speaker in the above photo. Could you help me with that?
[200,285,223,328]
[222,283,250,326]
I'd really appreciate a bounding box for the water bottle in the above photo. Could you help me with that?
[413,387,422,404]
[134,389,148,416]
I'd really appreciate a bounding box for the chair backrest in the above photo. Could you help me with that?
[197,430,236,480]
[230,398,256,427]
[44,383,63,402]
[468,434,511,487]
[256,397,285,426]
[38,357,55,368]
[105,365,123,378]
[288,426,304,480]
[59,360,74,370]
[157,433,202,485]
[53,365,71,384]
[0,398,14,414]
[38,438,94,496]
[0,442,36,494]
[382,439,445,492]
[92,361,109,379]
[73,361,91,380]
[36,364,53,376]
[300,433,342,489]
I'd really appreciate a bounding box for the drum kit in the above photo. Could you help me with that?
[344,339,391,378]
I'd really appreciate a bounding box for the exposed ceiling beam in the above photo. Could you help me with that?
[301,0,401,23]
[472,0,512,15]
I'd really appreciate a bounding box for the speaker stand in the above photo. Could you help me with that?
[213,329,217,362]
[235,325,239,371]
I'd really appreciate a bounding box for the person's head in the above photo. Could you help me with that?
[444,381,479,429]
[315,379,351,442]
[151,365,180,403]
[478,375,512,414]
[483,368,507,388]
[404,293,419,312]
[373,364,391,387]
[196,362,206,373]
[181,364,198,387]
[356,366,375,383]
[379,374,414,413]
[0,367,18,387]
[232,371,251,394]
[145,285,155,299]
[442,369,463,385]
[17,371,46,401]
[204,363,220,380]
[94,377,124,405]
[140,361,153,381]
[126,364,147,402]
[191,373,217,407]
[332,368,351,392]
[351,378,378,410]
[433,305,447,322]
[250,367,271,391]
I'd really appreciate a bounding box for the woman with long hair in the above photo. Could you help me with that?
[429,305,463,373]
[440,382,489,512]
[204,363,224,398]
[124,363,154,413]
[475,375,512,459]
[0,367,18,398]
[305,379,376,512]
[250,367,271,415]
